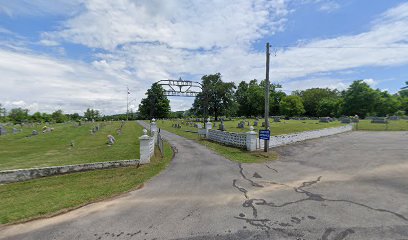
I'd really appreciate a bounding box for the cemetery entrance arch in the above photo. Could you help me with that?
[157,78,208,121]
[157,78,202,97]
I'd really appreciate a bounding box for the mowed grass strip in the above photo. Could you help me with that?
[355,119,408,131]
[0,142,173,225]
[0,121,141,170]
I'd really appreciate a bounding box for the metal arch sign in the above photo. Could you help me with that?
[259,130,270,140]
[157,78,202,97]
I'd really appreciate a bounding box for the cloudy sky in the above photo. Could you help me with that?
[1,0,408,114]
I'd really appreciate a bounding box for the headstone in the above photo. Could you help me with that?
[0,126,6,135]
[352,118,359,123]
[219,120,225,131]
[32,130,38,136]
[273,117,281,122]
[371,117,388,124]
[247,121,250,126]
[319,117,330,123]
[237,121,245,128]
[12,128,19,134]
[253,121,258,127]
[107,135,116,145]
[388,116,400,121]
[341,118,351,124]
[197,123,202,129]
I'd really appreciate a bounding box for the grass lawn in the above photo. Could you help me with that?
[152,119,342,163]
[355,119,408,131]
[0,142,173,225]
[0,121,142,170]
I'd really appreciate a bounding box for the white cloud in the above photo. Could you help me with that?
[2,1,408,114]
[48,0,290,50]
[362,78,377,87]
[271,2,408,82]
[0,48,144,114]
[0,0,83,17]
[318,1,340,13]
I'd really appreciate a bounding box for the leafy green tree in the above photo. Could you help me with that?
[235,80,285,117]
[139,83,171,119]
[280,95,305,117]
[51,109,67,123]
[8,108,29,124]
[84,108,101,120]
[31,112,43,122]
[342,80,379,118]
[192,73,235,120]
[69,113,81,121]
[41,113,52,122]
[294,88,339,116]
[0,103,6,122]
[374,91,400,116]
[317,98,339,117]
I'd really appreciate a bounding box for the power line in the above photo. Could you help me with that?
[273,45,408,49]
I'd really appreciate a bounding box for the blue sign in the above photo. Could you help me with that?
[259,130,270,140]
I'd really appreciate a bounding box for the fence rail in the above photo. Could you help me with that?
[157,131,164,157]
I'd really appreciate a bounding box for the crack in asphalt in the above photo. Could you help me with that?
[238,163,264,188]
[233,165,408,238]
[265,164,278,173]
[232,179,248,199]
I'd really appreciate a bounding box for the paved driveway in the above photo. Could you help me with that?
[1,124,407,240]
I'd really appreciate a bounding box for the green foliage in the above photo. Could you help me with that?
[51,109,67,123]
[374,90,400,116]
[280,95,305,117]
[138,83,171,119]
[235,80,285,117]
[317,98,339,117]
[84,108,101,121]
[294,88,339,117]
[342,80,380,118]
[192,73,236,120]
[8,108,29,124]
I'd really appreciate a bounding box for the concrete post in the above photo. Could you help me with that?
[205,117,212,137]
[139,129,151,164]
[150,118,157,133]
[246,126,257,151]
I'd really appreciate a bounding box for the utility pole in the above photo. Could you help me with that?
[126,86,129,121]
[264,42,270,152]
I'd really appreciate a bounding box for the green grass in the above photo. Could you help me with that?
[0,142,173,225]
[355,119,408,131]
[0,121,142,170]
[153,119,343,163]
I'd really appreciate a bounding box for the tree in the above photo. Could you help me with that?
[374,91,400,116]
[317,98,339,117]
[84,108,101,120]
[235,79,284,117]
[51,110,67,123]
[8,108,29,124]
[31,112,43,122]
[192,73,235,120]
[342,80,379,118]
[0,103,6,122]
[280,95,305,117]
[294,88,339,116]
[138,83,171,119]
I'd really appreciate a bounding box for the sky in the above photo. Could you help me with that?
[0,0,408,115]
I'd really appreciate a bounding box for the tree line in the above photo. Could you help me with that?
[0,107,119,124]
[138,74,408,119]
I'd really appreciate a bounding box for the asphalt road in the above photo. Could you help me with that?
[1,122,407,240]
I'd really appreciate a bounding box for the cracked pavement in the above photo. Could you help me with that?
[1,123,407,240]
